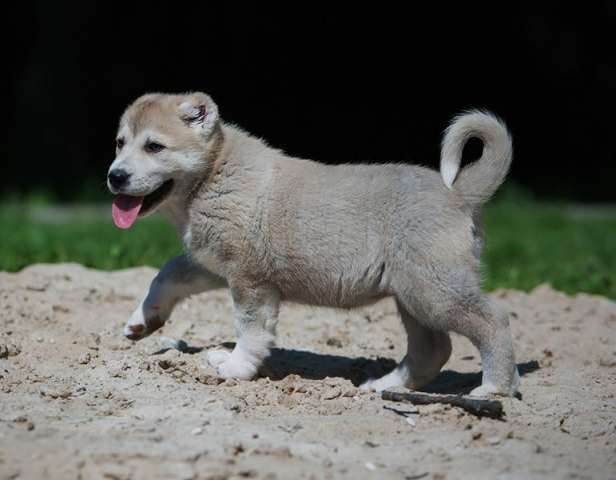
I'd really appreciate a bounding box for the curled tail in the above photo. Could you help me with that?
[440,110,512,209]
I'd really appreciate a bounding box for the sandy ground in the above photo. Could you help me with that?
[0,263,615,480]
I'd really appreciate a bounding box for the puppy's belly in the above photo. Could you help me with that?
[282,286,387,309]
[275,267,389,308]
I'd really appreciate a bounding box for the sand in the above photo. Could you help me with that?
[0,263,615,479]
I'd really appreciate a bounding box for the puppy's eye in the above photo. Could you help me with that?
[145,142,166,153]
[116,138,124,149]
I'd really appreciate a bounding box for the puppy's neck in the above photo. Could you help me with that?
[159,123,227,229]
[184,123,228,203]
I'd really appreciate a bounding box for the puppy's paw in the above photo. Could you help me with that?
[208,349,258,380]
[217,356,258,380]
[359,379,377,392]
[207,349,231,367]
[124,305,164,341]
[360,368,407,392]
[469,383,507,398]
[124,308,151,341]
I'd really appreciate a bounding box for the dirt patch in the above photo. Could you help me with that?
[1,264,615,479]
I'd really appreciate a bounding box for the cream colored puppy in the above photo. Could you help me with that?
[107,92,519,397]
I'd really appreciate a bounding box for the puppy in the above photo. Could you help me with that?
[108,92,519,397]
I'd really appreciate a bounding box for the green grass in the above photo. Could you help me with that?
[1,192,615,298]
[482,192,616,298]
[0,205,181,271]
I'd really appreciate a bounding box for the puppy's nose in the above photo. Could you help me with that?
[108,169,131,189]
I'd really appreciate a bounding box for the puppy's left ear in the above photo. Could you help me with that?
[179,93,219,137]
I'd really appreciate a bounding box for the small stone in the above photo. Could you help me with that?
[40,386,71,399]
[191,427,203,435]
[78,352,91,365]
[406,416,416,427]
[325,337,343,348]
[365,462,377,471]
[342,388,359,397]
[196,373,224,386]
[25,279,50,292]
[598,357,616,368]
[486,436,500,445]
[0,342,21,358]
[321,387,342,400]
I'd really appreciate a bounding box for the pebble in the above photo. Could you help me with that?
[78,352,91,364]
[40,386,71,399]
[486,436,500,445]
[0,342,21,358]
[321,387,342,400]
[406,416,417,427]
[191,427,203,435]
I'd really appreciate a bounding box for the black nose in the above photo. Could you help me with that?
[108,169,131,189]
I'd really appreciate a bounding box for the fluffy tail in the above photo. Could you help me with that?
[440,110,512,209]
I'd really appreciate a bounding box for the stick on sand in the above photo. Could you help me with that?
[382,390,504,419]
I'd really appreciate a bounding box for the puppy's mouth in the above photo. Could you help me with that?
[112,179,174,229]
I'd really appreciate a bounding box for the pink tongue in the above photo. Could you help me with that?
[112,195,144,229]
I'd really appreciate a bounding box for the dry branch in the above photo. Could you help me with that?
[382,390,504,419]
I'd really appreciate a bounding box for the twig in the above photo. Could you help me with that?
[382,390,504,419]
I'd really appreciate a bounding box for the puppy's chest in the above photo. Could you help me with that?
[182,222,227,277]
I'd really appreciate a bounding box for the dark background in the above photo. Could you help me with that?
[6,2,615,201]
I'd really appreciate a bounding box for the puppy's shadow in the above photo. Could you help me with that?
[262,348,398,385]
[261,348,539,394]
[152,341,539,394]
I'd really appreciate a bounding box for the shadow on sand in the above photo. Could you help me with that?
[152,340,540,395]
[262,348,539,394]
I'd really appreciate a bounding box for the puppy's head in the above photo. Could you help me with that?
[107,92,221,229]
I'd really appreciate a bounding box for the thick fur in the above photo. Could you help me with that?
[440,110,513,209]
[109,92,520,397]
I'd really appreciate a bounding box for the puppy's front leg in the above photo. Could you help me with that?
[125,254,226,340]
[207,285,280,380]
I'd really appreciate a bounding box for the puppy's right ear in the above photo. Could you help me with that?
[179,93,219,138]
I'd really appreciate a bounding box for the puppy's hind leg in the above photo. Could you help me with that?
[125,254,226,340]
[207,284,280,380]
[462,299,520,397]
[396,272,519,397]
[360,301,452,392]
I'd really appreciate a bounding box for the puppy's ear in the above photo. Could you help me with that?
[179,93,219,137]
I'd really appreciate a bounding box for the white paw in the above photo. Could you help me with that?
[207,349,231,367]
[207,349,258,380]
[360,368,407,392]
[469,383,502,398]
[359,379,376,391]
[124,308,147,340]
[124,304,165,341]
[470,368,520,398]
